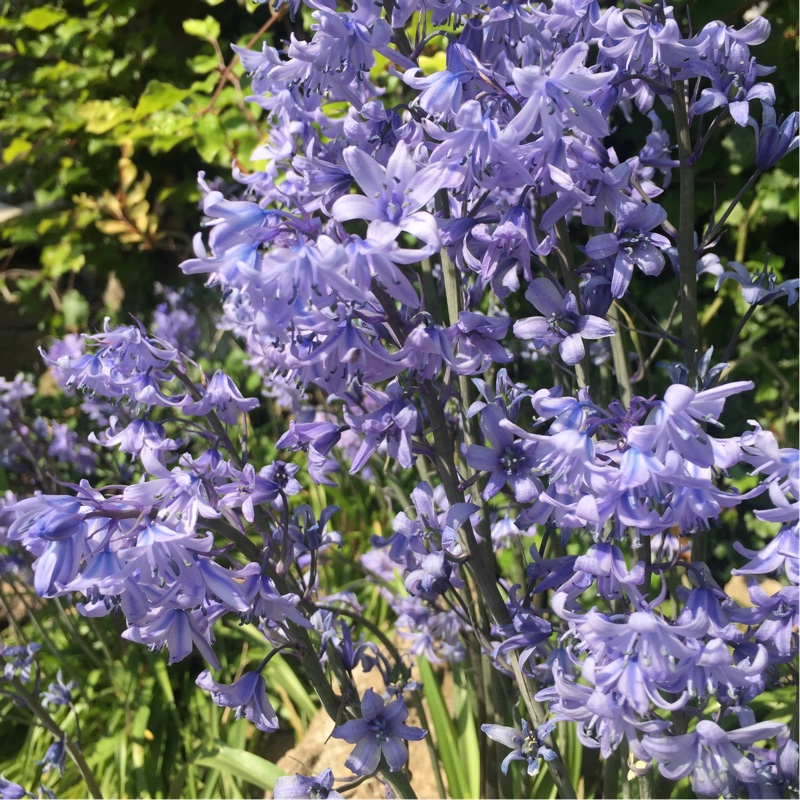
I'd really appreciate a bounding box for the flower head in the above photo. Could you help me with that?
[196,670,279,732]
[481,719,558,776]
[331,689,426,776]
[273,768,343,799]
[513,278,615,365]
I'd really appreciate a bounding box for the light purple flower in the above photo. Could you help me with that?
[0,774,29,799]
[183,370,259,424]
[513,278,615,365]
[481,719,558,776]
[273,768,343,799]
[509,43,616,143]
[642,719,787,798]
[715,260,799,306]
[331,142,446,247]
[196,669,279,732]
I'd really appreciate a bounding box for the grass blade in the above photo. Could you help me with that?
[194,742,286,791]
[418,656,464,798]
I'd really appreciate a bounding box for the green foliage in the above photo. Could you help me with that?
[0,0,278,333]
[0,581,286,798]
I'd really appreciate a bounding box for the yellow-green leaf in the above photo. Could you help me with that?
[21,7,67,30]
[134,81,189,120]
[183,16,221,41]
[78,99,134,134]
[3,137,32,164]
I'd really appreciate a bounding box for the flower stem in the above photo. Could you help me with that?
[672,79,700,378]
[607,303,632,409]
[700,170,761,250]
[418,384,577,799]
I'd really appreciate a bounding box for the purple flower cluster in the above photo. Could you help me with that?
[2,0,798,795]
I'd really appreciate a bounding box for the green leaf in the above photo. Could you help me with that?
[194,743,285,790]
[77,99,134,134]
[2,137,32,164]
[21,7,67,30]
[418,657,466,798]
[195,114,229,164]
[135,81,189,119]
[188,53,220,75]
[41,241,85,278]
[453,664,480,798]
[61,288,90,328]
[183,16,222,41]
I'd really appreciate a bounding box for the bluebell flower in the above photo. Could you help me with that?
[513,278,615,365]
[508,43,616,144]
[332,142,446,248]
[750,105,799,170]
[585,203,670,298]
[345,381,419,473]
[715,260,799,306]
[733,526,799,585]
[273,768,343,799]
[1,643,41,682]
[481,719,558,776]
[36,740,66,776]
[466,405,541,503]
[182,370,259,425]
[331,689,426,776]
[642,719,787,798]
[40,670,77,709]
[0,774,29,799]
[196,670,279,732]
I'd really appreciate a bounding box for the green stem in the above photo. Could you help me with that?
[418,384,576,799]
[639,769,654,800]
[419,258,445,326]
[607,303,632,409]
[700,170,761,251]
[721,303,758,366]
[420,215,577,798]
[383,765,418,799]
[602,747,621,800]
[672,79,700,378]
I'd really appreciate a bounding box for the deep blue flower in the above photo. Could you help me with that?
[466,405,541,503]
[36,740,66,776]
[331,689,426,776]
[585,203,671,298]
[751,105,800,170]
